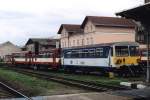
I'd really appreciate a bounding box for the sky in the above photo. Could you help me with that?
[0,0,144,46]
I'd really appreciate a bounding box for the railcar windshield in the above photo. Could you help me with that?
[115,46,129,57]
[129,46,139,56]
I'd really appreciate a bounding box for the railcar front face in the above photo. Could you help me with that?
[112,45,140,68]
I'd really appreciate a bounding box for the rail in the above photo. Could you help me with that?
[6,67,129,92]
[0,81,32,100]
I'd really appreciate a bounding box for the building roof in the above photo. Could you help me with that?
[25,38,59,46]
[116,3,150,24]
[57,24,82,34]
[0,41,20,48]
[81,16,136,28]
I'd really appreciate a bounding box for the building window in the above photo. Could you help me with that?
[77,40,79,46]
[64,42,66,47]
[91,37,93,44]
[73,40,75,46]
[62,42,64,47]
[82,39,84,46]
[86,26,88,31]
[91,25,92,32]
[69,42,71,47]
[87,38,89,45]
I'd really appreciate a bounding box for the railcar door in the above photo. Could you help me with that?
[108,47,113,67]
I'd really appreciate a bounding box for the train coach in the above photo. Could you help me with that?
[61,42,143,76]
[7,48,61,70]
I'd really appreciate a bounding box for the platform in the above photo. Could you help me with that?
[113,87,150,99]
[1,92,131,100]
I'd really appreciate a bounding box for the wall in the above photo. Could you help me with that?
[60,21,136,48]
[26,44,35,52]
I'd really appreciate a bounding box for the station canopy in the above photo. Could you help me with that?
[116,3,150,25]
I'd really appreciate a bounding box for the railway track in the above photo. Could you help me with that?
[0,81,32,100]
[4,66,130,92]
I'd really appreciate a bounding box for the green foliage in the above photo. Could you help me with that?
[0,68,82,96]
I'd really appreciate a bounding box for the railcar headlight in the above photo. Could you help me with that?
[137,59,141,63]
[115,59,122,65]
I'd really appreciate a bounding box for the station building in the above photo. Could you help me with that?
[58,16,136,48]
[0,41,21,60]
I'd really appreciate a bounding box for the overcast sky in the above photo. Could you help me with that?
[0,0,144,46]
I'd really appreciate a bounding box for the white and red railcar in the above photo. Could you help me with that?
[9,49,61,70]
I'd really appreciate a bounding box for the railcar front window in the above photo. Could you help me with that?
[115,46,129,57]
[130,46,139,56]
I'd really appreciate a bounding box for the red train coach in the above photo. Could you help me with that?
[8,48,61,70]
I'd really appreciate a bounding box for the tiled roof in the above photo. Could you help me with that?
[26,38,59,45]
[81,16,136,28]
[57,24,82,34]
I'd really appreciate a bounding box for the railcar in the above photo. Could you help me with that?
[9,49,61,70]
[61,42,142,76]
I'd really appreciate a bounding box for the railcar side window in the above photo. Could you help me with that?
[115,46,129,57]
[72,50,78,58]
[89,49,95,58]
[96,48,103,57]
[65,51,71,58]
[82,49,89,58]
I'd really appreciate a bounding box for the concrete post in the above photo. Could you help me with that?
[146,27,150,83]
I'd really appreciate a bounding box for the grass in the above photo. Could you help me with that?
[42,71,128,86]
[0,67,87,96]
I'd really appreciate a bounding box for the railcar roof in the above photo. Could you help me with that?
[62,42,139,50]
